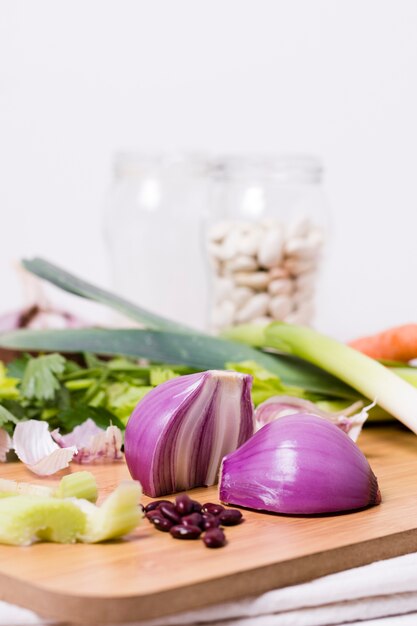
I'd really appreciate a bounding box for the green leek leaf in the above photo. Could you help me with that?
[22,257,192,333]
[0,327,359,399]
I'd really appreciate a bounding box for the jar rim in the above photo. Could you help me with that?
[208,154,323,184]
[113,152,210,178]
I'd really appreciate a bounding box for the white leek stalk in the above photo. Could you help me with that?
[265,322,417,434]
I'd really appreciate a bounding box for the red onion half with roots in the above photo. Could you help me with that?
[219,413,381,515]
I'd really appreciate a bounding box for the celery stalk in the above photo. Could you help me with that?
[264,322,417,434]
[0,478,53,498]
[54,472,98,502]
[0,496,86,545]
[0,472,98,502]
[0,480,142,545]
[77,481,142,543]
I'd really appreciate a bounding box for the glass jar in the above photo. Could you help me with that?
[204,155,329,332]
[103,153,209,330]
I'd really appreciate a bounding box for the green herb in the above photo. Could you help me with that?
[225,360,306,406]
[0,363,20,400]
[0,405,19,428]
[21,354,66,401]
[0,352,200,435]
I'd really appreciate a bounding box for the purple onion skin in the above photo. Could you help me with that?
[219,414,381,515]
[125,370,254,497]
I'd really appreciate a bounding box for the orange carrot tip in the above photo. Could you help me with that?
[348,324,417,363]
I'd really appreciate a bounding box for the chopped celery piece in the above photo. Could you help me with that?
[54,471,98,503]
[0,478,54,498]
[78,481,142,543]
[0,472,98,503]
[264,322,417,434]
[0,496,86,545]
[0,480,142,545]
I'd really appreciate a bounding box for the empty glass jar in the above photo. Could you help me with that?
[103,153,209,330]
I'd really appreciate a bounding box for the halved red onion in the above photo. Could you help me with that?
[219,413,381,515]
[125,370,254,497]
[52,419,123,464]
[255,396,368,441]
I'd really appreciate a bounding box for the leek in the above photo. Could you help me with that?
[262,322,417,434]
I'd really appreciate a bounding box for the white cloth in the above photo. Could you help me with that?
[3,552,417,626]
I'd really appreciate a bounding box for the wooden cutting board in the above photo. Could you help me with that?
[0,424,417,624]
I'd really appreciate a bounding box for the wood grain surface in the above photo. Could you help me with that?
[0,424,416,624]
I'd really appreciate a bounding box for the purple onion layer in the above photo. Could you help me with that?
[219,413,381,515]
[124,370,254,497]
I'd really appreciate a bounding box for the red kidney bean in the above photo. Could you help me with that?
[203,528,226,548]
[201,502,224,516]
[182,513,204,528]
[144,499,172,513]
[191,500,203,513]
[146,510,163,521]
[202,513,220,530]
[159,503,182,525]
[170,524,202,540]
[218,509,243,526]
[152,517,173,532]
[175,494,194,516]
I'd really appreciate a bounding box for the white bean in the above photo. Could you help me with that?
[224,255,258,272]
[213,276,234,302]
[251,315,274,326]
[295,271,317,292]
[235,271,270,290]
[269,266,291,280]
[208,221,234,242]
[284,236,322,260]
[237,227,263,256]
[212,300,236,328]
[284,257,317,275]
[268,295,292,319]
[285,215,312,240]
[230,286,255,307]
[257,228,284,269]
[284,310,310,325]
[268,278,293,296]
[285,300,315,325]
[236,293,270,323]
[214,230,241,261]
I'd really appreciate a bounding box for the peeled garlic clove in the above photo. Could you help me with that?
[219,414,381,515]
[125,370,254,497]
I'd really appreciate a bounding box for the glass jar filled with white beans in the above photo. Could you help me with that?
[205,156,329,332]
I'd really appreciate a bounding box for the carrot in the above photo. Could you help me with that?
[348,324,417,362]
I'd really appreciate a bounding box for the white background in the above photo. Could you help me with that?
[1,0,417,340]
